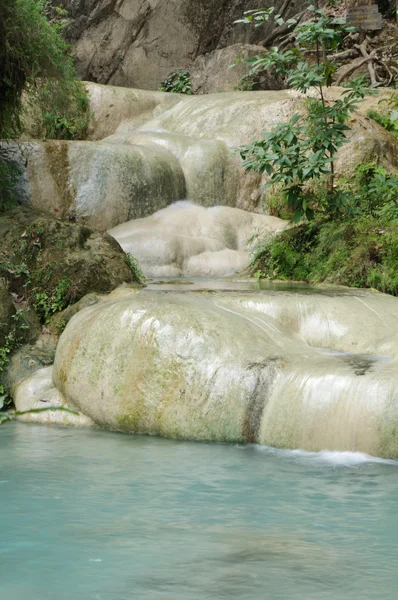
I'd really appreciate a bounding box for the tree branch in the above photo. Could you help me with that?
[259,10,306,48]
[355,40,378,85]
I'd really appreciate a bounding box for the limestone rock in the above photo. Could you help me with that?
[190,44,284,94]
[14,85,398,227]
[17,138,186,228]
[16,286,398,456]
[15,365,94,427]
[108,202,287,277]
[335,114,398,176]
[59,0,305,91]
[85,83,183,141]
[3,334,58,395]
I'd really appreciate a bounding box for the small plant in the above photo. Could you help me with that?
[33,276,72,323]
[126,253,145,284]
[349,163,398,220]
[250,162,398,295]
[0,159,23,213]
[367,93,398,139]
[0,0,90,142]
[159,70,192,95]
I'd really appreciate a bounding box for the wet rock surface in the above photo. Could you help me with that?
[16,284,398,457]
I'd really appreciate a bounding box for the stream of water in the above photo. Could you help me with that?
[1,423,398,599]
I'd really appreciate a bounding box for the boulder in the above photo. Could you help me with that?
[0,206,140,310]
[15,365,94,427]
[15,286,398,457]
[2,289,130,396]
[3,334,58,396]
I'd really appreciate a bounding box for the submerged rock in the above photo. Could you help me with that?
[16,286,398,458]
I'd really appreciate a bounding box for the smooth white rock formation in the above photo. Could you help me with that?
[15,366,94,427]
[15,286,398,458]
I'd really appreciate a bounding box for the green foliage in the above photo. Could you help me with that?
[0,0,89,141]
[34,79,90,140]
[0,310,29,405]
[1,232,74,324]
[367,93,398,139]
[33,276,72,323]
[251,163,398,295]
[0,0,90,211]
[159,70,192,95]
[234,8,274,27]
[126,253,145,284]
[238,4,362,222]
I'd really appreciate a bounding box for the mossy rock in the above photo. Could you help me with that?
[3,334,59,395]
[0,281,15,346]
[0,206,140,322]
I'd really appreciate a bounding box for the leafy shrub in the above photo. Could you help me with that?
[0,0,89,141]
[0,310,29,405]
[0,159,23,213]
[33,276,72,323]
[367,93,398,139]
[159,70,192,95]
[0,0,90,210]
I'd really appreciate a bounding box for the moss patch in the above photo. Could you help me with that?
[252,217,398,296]
[0,206,142,323]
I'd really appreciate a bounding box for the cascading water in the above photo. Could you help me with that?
[4,83,398,600]
[7,84,398,459]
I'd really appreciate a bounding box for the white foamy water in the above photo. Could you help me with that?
[253,445,398,467]
[108,201,286,277]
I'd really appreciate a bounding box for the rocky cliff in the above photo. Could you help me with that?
[58,0,306,91]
